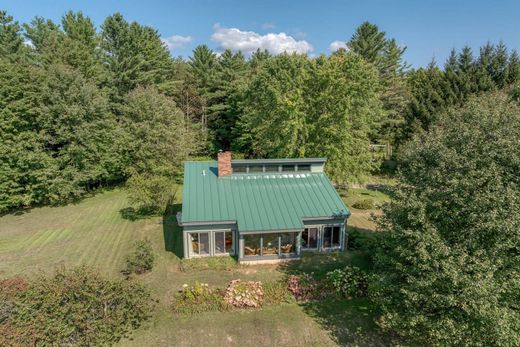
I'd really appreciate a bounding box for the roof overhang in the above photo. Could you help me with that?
[178,218,237,227]
[231,158,327,165]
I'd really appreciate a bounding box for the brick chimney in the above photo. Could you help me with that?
[217,150,232,177]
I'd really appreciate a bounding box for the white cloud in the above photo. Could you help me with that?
[23,39,34,47]
[262,22,276,30]
[161,35,193,50]
[329,40,348,52]
[211,23,313,55]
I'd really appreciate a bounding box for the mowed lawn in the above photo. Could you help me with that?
[0,186,392,346]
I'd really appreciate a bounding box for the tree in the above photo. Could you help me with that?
[238,53,311,158]
[38,63,120,202]
[189,44,218,127]
[347,22,410,144]
[121,86,196,212]
[0,59,52,211]
[207,49,247,149]
[401,61,448,139]
[374,93,520,346]
[238,52,383,184]
[305,53,383,183]
[100,13,174,101]
[121,86,195,177]
[0,11,24,58]
[347,22,387,66]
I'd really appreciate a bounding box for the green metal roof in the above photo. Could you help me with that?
[181,161,349,232]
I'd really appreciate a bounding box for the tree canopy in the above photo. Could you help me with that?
[373,93,520,346]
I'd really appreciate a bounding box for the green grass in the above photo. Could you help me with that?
[0,185,393,346]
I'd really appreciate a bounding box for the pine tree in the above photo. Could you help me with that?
[189,44,218,126]
[0,11,25,58]
[100,13,174,101]
[347,22,410,144]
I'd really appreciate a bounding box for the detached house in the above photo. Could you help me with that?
[178,151,350,262]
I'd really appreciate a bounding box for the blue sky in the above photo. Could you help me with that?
[2,0,519,67]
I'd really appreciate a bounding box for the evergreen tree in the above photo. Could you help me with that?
[208,49,247,149]
[348,22,410,144]
[189,44,218,126]
[100,13,174,101]
[401,61,448,139]
[0,11,25,58]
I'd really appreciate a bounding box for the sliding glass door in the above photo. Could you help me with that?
[190,232,210,256]
[301,227,318,250]
[322,225,341,250]
[189,230,234,257]
[243,232,298,258]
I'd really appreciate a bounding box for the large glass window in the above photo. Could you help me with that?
[302,227,318,249]
[264,165,279,173]
[332,226,341,247]
[244,234,261,257]
[323,227,332,248]
[249,165,263,173]
[297,164,311,172]
[322,226,341,249]
[280,233,296,254]
[262,233,279,255]
[232,165,247,173]
[191,233,199,254]
[225,232,233,253]
[190,232,210,256]
[199,233,209,255]
[281,164,295,172]
[215,231,233,254]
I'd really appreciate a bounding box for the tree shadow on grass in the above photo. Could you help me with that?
[119,207,157,221]
[162,202,183,258]
[276,241,395,346]
[301,298,393,346]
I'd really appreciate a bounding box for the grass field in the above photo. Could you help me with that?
[0,184,393,346]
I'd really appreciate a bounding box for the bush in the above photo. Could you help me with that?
[127,174,175,214]
[0,267,153,346]
[124,239,155,275]
[172,282,227,314]
[326,266,369,299]
[352,198,374,210]
[263,281,295,305]
[347,228,378,251]
[223,280,263,308]
[287,273,318,302]
[179,256,238,272]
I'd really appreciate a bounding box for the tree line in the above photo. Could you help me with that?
[1,11,519,212]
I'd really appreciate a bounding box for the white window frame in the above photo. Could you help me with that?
[213,230,235,256]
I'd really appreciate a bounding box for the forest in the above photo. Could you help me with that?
[1,10,519,212]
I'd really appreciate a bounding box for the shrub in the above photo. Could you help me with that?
[347,228,378,251]
[326,266,369,299]
[223,280,263,308]
[127,173,175,214]
[172,282,227,314]
[287,273,318,302]
[352,198,374,210]
[263,281,295,305]
[0,266,153,346]
[179,256,238,272]
[124,239,155,275]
